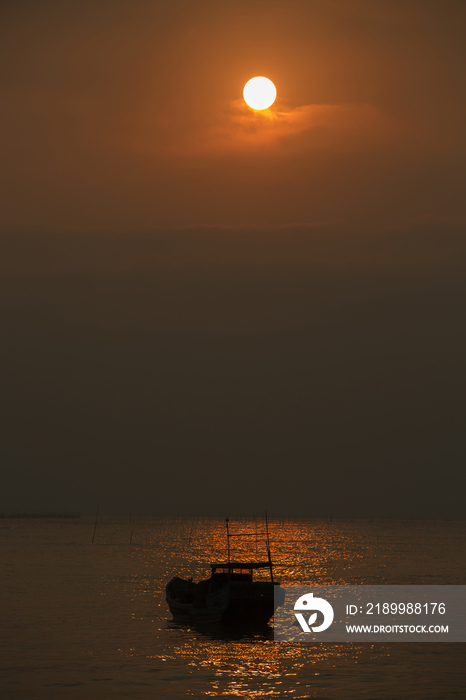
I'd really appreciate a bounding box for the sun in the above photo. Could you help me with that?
[243,77,277,111]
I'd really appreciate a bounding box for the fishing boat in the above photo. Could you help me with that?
[166,516,285,625]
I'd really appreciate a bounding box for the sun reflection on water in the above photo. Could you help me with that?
[175,632,360,698]
[150,517,376,697]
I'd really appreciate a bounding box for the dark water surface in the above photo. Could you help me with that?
[1,517,465,699]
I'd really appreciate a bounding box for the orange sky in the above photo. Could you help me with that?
[0,0,464,231]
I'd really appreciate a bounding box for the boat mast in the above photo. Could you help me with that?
[226,517,230,562]
[265,511,274,584]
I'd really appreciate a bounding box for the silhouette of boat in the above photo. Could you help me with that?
[166,517,285,625]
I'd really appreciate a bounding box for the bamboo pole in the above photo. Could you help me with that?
[91,504,99,544]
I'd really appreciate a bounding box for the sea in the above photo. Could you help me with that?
[1,516,465,699]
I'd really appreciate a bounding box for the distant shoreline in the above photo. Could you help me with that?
[0,512,81,519]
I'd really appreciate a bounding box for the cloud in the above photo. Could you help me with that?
[195,100,393,153]
[124,98,397,158]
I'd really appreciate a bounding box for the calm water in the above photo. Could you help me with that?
[1,517,465,699]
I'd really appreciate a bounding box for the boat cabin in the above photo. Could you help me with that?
[209,561,271,585]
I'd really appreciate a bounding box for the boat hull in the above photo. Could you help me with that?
[166,577,285,625]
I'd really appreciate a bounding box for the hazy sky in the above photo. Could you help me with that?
[1,0,465,516]
[1,0,464,230]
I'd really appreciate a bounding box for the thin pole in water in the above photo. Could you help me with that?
[226,518,230,562]
[129,530,133,545]
[92,504,99,544]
